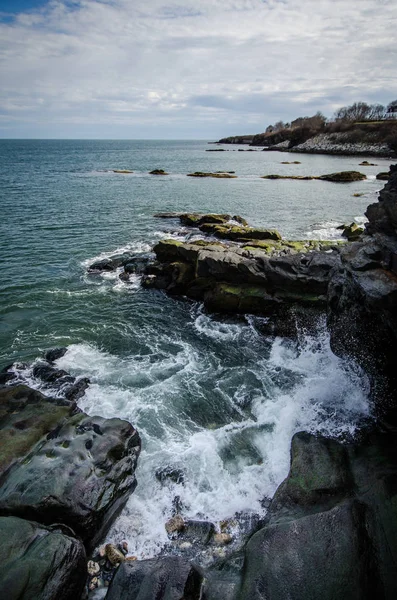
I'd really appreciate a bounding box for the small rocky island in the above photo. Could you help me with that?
[2,167,397,599]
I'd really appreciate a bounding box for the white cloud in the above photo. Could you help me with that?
[0,0,396,137]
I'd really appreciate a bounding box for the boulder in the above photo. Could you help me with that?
[0,516,86,600]
[376,172,390,180]
[235,430,397,600]
[0,384,140,550]
[106,557,203,600]
[238,500,374,600]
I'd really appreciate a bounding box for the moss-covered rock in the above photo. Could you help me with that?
[180,213,231,226]
[198,223,282,242]
[341,222,364,241]
[318,171,366,182]
[376,171,390,180]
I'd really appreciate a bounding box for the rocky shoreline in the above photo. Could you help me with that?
[2,167,397,599]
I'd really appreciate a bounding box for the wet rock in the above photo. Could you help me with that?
[0,384,141,551]
[0,515,86,600]
[88,257,123,272]
[105,556,203,600]
[119,271,130,282]
[44,347,68,363]
[105,543,126,565]
[155,466,185,485]
[180,520,215,545]
[31,361,90,402]
[165,515,185,535]
[153,212,185,218]
[360,161,377,166]
[149,169,169,175]
[113,170,133,174]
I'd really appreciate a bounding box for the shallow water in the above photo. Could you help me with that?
[0,139,382,557]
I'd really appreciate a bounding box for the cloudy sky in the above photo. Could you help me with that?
[0,0,396,138]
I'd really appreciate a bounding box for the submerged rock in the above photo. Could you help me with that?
[0,516,86,600]
[0,384,141,550]
[262,171,366,182]
[187,172,237,178]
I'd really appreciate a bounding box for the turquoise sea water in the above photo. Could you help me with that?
[0,139,387,558]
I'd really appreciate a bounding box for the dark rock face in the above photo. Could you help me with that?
[0,384,141,550]
[328,164,397,415]
[106,556,203,600]
[235,430,397,600]
[0,516,86,600]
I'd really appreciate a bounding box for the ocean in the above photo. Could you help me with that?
[0,139,388,559]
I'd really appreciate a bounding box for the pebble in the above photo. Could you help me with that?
[87,560,100,576]
[213,533,233,545]
[89,577,98,591]
[179,542,192,550]
[125,556,138,561]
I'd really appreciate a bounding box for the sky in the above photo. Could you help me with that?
[0,0,396,139]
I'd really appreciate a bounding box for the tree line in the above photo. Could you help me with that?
[265,100,397,134]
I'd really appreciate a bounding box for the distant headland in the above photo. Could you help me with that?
[215,100,397,157]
